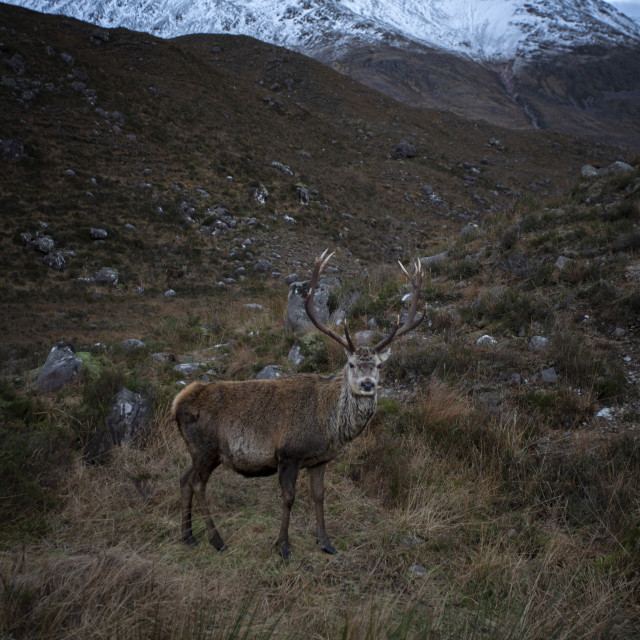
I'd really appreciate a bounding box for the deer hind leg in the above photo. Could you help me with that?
[180,465,198,546]
[276,461,299,559]
[181,458,225,550]
[309,464,337,554]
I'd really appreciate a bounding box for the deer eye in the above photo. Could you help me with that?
[376,363,382,369]
[348,363,355,369]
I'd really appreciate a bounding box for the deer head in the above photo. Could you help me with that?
[305,250,426,395]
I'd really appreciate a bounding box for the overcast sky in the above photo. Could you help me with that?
[608,0,640,21]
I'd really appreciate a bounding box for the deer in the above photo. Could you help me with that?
[166,265,187,281]
[171,250,426,558]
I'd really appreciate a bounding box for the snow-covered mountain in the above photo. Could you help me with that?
[5,0,640,63]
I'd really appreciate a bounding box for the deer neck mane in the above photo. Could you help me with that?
[330,370,377,445]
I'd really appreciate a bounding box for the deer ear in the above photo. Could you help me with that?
[378,348,391,362]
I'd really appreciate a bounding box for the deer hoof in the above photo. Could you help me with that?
[209,534,227,551]
[320,542,337,555]
[278,542,292,559]
[182,535,198,547]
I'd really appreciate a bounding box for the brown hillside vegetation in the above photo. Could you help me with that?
[1,4,640,639]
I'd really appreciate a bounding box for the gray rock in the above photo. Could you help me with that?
[255,365,282,380]
[600,161,634,177]
[508,373,523,386]
[284,273,299,285]
[420,251,448,267]
[296,187,309,205]
[87,388,151,461]
[541,367,558,384]
[174,363,201,376]
[395,141,416,158]
[288,345,304,367]
[477,334,497,346]
[253,258,273,273]
[286,278,332,332]
[164,289,177,297]
[36,343,83,392]
[270,161,294,177]
[461,223,479,236]
[253,184,269,204]
[581,165,598,178]
[94,267,119,286]
[528,336,549,353]
[29,234,55,254]
[408,564,428,576]
[90,228,108,240]
[122,339,146,352]
[243,303,264,311]
[152,353,174,363]
[43,251,66,271]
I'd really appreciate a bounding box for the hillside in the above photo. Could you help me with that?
[7,0,640,147]
[1,4,640,639]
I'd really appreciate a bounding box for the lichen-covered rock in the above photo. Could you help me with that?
[36,343,83,392]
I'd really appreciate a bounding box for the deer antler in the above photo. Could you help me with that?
[374,258,427,352]
[305,250,356,352]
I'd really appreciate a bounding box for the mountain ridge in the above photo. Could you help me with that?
[6,0,640,62]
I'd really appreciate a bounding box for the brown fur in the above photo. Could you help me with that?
[172,250,424,558]
[172,348,381,558]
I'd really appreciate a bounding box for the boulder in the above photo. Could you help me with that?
[600,161,634,177]
[94,267,119,286]
[255,365,282,380]
[581,165,598,178]
[286,277,335,332]
[253,184,269,204]
[420,251,448,267]
[253,258,273,273]
[395,141,416,158]
[528,336,549,353]
[36,343,83,392]
[43,251,67,271]
[87,387,151,461]
[288,345,304,367]
[90,228,108,240]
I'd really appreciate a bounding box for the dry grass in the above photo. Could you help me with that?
[4,401,638,639]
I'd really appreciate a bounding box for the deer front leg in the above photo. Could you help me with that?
[309,463,337,554]
[277,461,299,559]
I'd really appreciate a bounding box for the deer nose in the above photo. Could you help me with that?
[361,380,375,393]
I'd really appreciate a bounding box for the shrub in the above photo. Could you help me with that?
[0,381,71,538]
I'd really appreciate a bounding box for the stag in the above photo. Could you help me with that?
[172,251,425,558]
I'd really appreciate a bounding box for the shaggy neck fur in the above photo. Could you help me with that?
[330,371,377,447]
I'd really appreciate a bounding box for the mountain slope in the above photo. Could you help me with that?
[7,0,640,61]
[5,0,640,147]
